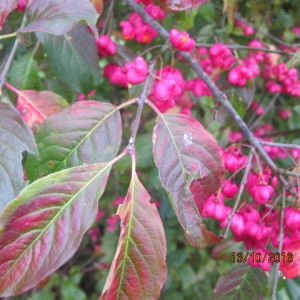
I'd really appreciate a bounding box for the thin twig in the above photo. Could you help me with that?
[262,129,300,138]
[231,9,299,48]
[222,148,254,238]
[260,140,300,149]
[271,188,286,300]
[197,44,293,56]
[124,0,292,192]
[100,0,115,35]
[126,60,156,153]
[249,93,280,130]
[116,98,137,111]
[0,15,27,95]
[0,38,20,95]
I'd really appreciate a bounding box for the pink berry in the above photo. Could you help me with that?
[221,180,239,198]
[145,4,165,20]
[230,213,245,235]
[254,184,274,204]
[96,35,117,57]
[169,28,196,52]
[209,43,235,70]
[278,109,291,119]
[103,63,128,87]
[125,56,148,85]
[243,25,255,36]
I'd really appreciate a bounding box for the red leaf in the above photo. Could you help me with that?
[0,159,120,297]
[0,0,18,31]
[16,90,69,131]
[280,241,300,278]
[100,164,167,299]
[155,0,209,12]
[153,114,224,247]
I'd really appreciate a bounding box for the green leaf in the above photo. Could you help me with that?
[19,0,99,35]
[26,101,122,180]
[0,103,37,211]
[286,50,300,69]
[114,133,154,171]
[198,2,215,20]
[231,89,248,119]
[275,9,294,29]
[153,114,224,248]
[0,159,120,297]
[37,24,99,93]
[282,277,300,300]
[223,0,237,31]
[8,52,41,90]
[176,9,199,31]
[178,264,197,289]
[100,168,167,299]
[212,263,269,300]
[288,105,300,130]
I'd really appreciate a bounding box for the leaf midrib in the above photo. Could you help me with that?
[40,104,119,173]
[2,162,112,289]
[116,174,141,299]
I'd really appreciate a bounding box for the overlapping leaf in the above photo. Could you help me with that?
[100,170,167,299]
[16,90,69,131]
[152,114,224,247]
[0,160,116,297]
[211,263,268,300]
[26,101,122,181]
[19,0,99,35]
[0,103,37,211]
[0,0,18,31]
[37,24,99,93]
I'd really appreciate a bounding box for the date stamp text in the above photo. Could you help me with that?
[232,252,293,263]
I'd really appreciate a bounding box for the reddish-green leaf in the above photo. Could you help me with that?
[211,240,243,261]
[16,90,69,131]
[152,114,224,247]
[0,159,118,297]
[155,0,209,12]
[19,0,99,35]
[100,168,167,299]
[26,101,121,181]
[280,240,300,278]
[212,263,268,300]
[0,103,37,211]
[0,0,18,31]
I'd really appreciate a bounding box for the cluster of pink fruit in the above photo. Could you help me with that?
[98,2,300,117]
[97,0,300,275]
[203,145,300,275]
